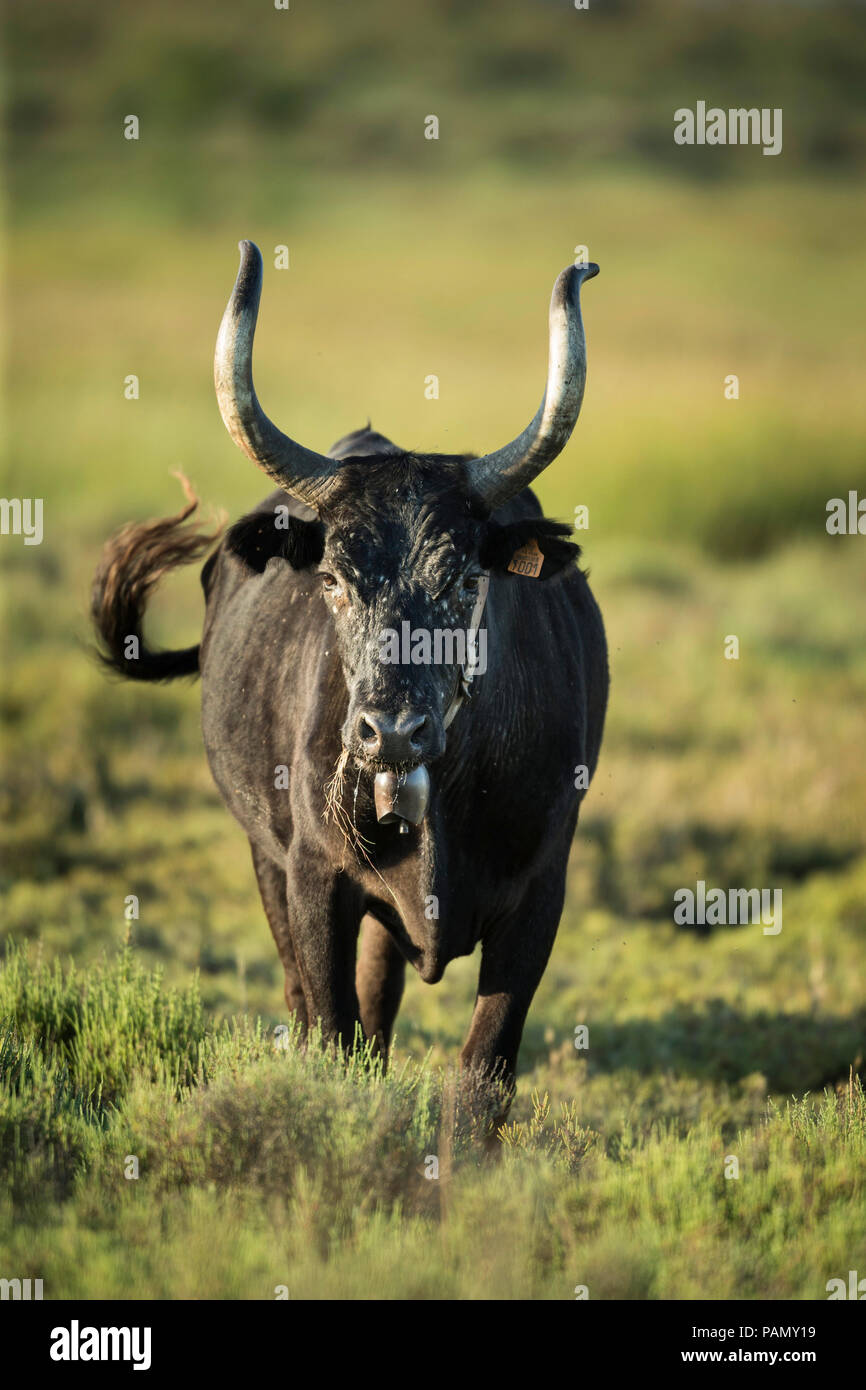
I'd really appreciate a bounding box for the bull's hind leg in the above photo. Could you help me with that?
[250,841,307,1032]
[356,914,406,1061]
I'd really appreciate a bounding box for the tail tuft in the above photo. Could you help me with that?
[91,473,224,682]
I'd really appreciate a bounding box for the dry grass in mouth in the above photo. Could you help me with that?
[323,748,375,862]
[322,750,402,906]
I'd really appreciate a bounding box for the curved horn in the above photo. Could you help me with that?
[466,261,599,509]
[214,240,339,508]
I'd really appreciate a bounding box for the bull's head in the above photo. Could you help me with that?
[214,242,597,823]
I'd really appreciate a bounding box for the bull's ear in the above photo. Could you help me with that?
[200,549,219,596]
[480,519,581,580]
[226,511,325,573]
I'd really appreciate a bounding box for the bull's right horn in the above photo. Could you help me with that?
[214,240,340,510]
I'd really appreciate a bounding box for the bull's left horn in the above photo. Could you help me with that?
[465,261,598,510]
[214,240,339,509]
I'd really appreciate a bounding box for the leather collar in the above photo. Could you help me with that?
[443,574,490,730]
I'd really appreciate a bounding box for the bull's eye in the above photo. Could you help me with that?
[461,574,481,594]
[320,572,339,592]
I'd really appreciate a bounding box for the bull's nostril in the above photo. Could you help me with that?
[355,709,432,763]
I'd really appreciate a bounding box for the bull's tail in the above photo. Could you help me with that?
[90,473,224,682]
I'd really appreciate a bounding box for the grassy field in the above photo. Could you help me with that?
[2,0,865,1299]
[0,943,864,1300]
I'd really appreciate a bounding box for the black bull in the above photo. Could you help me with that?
[92,242,609,1100]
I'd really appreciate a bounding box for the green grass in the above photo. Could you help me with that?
[1,947,864,1300]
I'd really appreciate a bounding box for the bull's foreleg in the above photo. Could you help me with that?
[250,841,308,1031]
[459,870,566,1111]
[284,843,366,1052]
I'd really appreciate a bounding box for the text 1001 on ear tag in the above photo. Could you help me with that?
[507,537,544,578]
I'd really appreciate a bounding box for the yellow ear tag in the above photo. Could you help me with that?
[507,537,544,578]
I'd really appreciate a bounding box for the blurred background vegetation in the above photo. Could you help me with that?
[2,0,865,1297]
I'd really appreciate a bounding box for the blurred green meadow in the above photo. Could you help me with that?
[2,0,865,1298]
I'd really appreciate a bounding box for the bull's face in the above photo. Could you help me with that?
[319,464,486,770]
[226,452,580,775]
